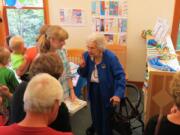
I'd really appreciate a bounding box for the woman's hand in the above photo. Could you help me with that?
[70,88,77,102]
[79,55,86,68]
[170,105,178,114]
[0,96,3,106]
[110,96,121,106]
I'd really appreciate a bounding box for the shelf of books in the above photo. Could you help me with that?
[91,0,128,44]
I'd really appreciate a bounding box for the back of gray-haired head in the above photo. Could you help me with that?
[87,33,106,51]
[23,73,63,113]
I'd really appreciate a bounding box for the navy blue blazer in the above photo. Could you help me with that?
[78,49,126,106]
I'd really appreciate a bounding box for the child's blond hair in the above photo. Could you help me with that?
[0,47,10,65]
[9,35,24,53]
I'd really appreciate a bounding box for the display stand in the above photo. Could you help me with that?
[143,35,180,124]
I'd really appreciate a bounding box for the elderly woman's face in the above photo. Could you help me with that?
[87,42,101,57]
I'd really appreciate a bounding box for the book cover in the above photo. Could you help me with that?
[109,1,119,16]
[100,1,105,16]
[64,98,87,115]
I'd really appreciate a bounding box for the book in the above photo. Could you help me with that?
[109,1,119,16]
[100,1,105,16]
[64,98,87,115]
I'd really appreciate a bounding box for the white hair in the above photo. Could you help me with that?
[86,33,106,51]
[23,73,63,113]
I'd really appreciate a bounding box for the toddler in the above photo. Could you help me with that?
[0,47,19,121]
[9,35,26,71]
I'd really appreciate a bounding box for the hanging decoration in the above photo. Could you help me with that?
[5,0,17,6]
[19,0,26,4]
[15,1,23,9]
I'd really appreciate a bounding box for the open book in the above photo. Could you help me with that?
[64,98,87,115]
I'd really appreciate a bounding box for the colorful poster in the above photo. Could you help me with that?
[100,19,105,32]
[109,1,119,16]
[60,9,72,25]
[60,9,65,22]
[104,34,114,43]
[121,0,128,16]
[105,18,118,33]
[119,33,127,44]
[91,0,128,44]
[93,18,100,32]
[59,8,86,26]
[91,1,96,15]
[72,9,82,24]
[100,1,105,16]
[119,18,127,33]
[105,1,109,16]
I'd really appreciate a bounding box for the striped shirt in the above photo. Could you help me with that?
[57,49,72,99]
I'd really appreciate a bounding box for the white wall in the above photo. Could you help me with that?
[48,0,92,49]
[48,0,175,82]
[127,0,175,81]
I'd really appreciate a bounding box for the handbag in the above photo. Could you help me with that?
[110,100,132,135]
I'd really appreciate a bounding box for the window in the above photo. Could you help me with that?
[3,0,49,47]
[177,23,180,50]
[171,0,180,50]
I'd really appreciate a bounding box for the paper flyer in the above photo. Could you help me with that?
[153,18,169,44]
[91,1,97,15]
[119,18,127,33]
[109,1,119,16]
[104,34,114,43]
[100,1,105,16]
[64,98,87,115]
[60,8,86,26]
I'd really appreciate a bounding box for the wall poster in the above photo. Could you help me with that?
[91,0,128,44]
[60,8,86,26]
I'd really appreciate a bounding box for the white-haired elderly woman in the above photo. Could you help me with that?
[78,33,126,135]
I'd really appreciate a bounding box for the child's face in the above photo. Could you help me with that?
[0,51,10,66]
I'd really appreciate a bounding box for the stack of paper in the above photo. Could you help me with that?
[64,98,87,115]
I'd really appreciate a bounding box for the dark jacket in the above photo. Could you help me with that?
[10,81,71,132]
[78,49,126,106]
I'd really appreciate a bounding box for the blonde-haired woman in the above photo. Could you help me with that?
[144,72,180,135]
[38,25,76,101]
